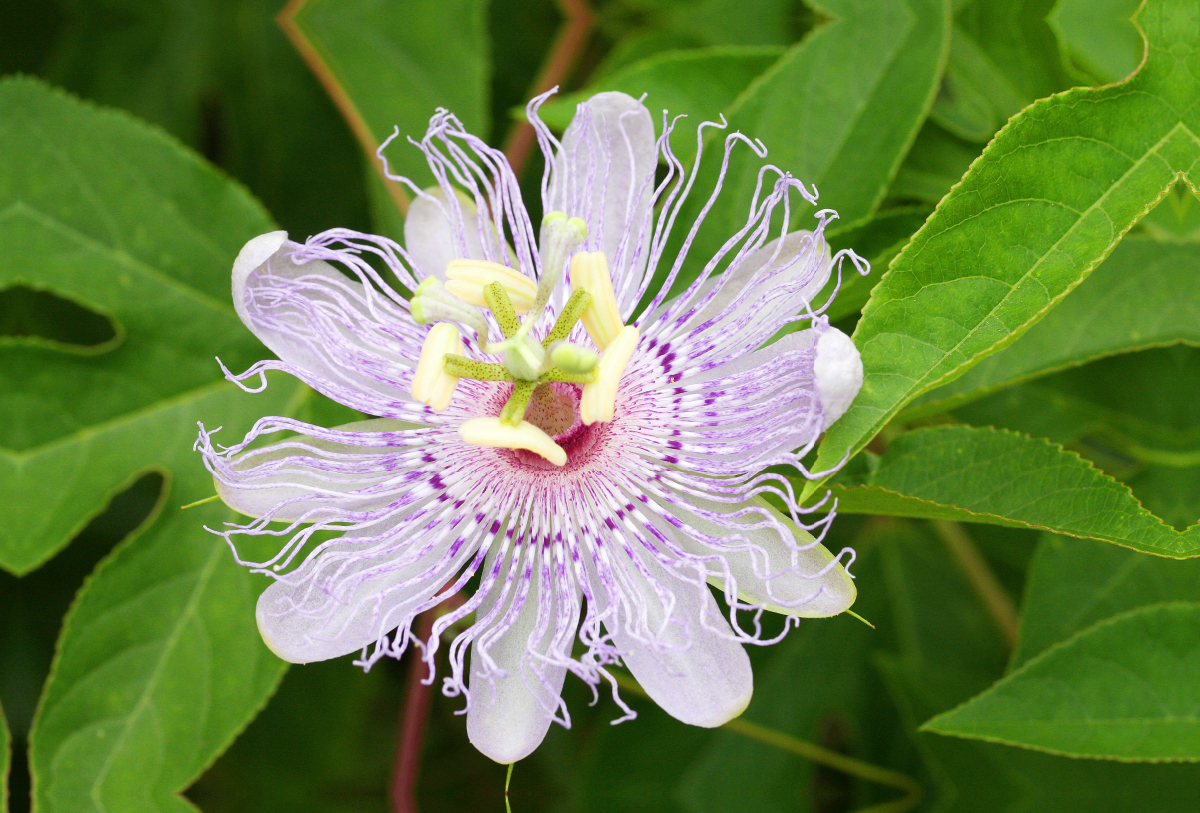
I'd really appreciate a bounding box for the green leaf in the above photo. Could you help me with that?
[0,76,277,575]
[1049,0,1145,84]
[1,698,8,813]
[924,602,1200,760]
[288,0,491,191]
[880,656,1200,812]
[874,526,1200,809]
[669,0,951,287]
[533,46,785,160]
[675,530,905,813]
[1015,535,1200,668]
[821,206,933,322]
[907,235,1200,416]
[27,379,305,813]
[33,0,372,240]
[932,0,1070,143]
[945,345,1200,529]
[824,425,1200,557]
[655,0,811,48]
[888,120,982,204]
[809,0,1200,488]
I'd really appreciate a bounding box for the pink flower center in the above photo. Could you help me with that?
[511,382,604,471]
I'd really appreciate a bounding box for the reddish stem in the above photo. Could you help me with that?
[502,0,596,176]
[390,612,437,813]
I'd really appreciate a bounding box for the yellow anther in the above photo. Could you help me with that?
[459,417,567,466]
[580,325,639,425]
[411,322,464,411]
[445,259,538,313]
[570,252,624,350]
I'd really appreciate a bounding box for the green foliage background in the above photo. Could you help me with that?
[3,0,1200,811]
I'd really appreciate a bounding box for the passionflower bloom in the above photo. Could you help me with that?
[196,91,867,763]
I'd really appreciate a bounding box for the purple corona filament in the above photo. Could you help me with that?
[195,91,868,764]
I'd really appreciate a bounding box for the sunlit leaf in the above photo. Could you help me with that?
[881,656,1200,811]
[907,235,1200,416]
[809,0,1200,487]
[823,425,1200,557]
[27,379,304,813]
[876,523,1200,809]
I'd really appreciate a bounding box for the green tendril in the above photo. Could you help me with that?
[443,355,514,381]
[543,287,592,347]
[484,282,521,338]
[500,380,536,425]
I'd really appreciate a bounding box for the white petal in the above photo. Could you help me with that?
[404,188,492,280]
[814,327,862,428]
[686,327,816,384]
[467,545,576,763]
[215,419,422,521]
[231,234,421,409]
[598,548,752,727]
[256,506,465,663]
[546,92,656,313]
[661,230,831,338]
[646,493,856,618]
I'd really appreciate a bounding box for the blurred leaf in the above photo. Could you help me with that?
[809,0,1200,489]
[288,0,491,193]
[948,346,1200,455]
[1015,535,1200,668]
[821,206,933,322]
[1,698,8,813]
[655,0,811,47]
[675,533,909,813]
[875,521,1200,810]
[824,425,1200,557]
[188,660,397,813]
[1140,176,1200,239]
[212,0,373,239]
[535,46,785,159]
[666,0,951,293]
[0,77,275,575]
[42,0,218,147]
[546,689,715,813]
[27,379,304,813]
[946,345,1200,530]
[906,235,1200,416]
[880,656,1200,812]
[888,120,981,204]
[925,602,1200,760]
[1049,0,1144,84]
[590,30,707,81]
[931,0,1070,142]
[28,0,371,239]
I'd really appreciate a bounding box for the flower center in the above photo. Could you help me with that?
[524,382,576,436]
[408,214,639,466]
[509,382,603,471]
